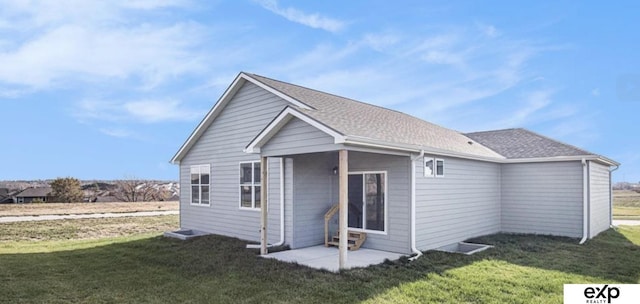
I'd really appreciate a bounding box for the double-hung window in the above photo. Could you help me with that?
[190,164,210,205]
[240,161,261,209]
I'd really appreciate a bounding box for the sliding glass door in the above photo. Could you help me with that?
[347,172,386,233]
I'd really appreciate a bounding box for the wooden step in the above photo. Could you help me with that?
[326,241,358,250]
[328,230,367,250]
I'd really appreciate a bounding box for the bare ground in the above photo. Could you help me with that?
[0,201,179,217]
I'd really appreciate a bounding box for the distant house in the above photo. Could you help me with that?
[170,72,619,267]
[15,187,52,203]
[0,188,13,204]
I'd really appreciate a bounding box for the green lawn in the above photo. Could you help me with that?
[0,217,638,303]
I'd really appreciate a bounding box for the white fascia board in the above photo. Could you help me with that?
[502,155,602,164]
[170,74,247,164]
[241,73,313,110]
[171,73,315,163]
[341,136,620,167]
[244,107,346,153]
[343,136,506,163]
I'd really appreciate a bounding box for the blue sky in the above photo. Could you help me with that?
[1,0,638,182]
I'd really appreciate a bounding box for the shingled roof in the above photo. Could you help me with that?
[465,128,595,159]
[248,74,503,159]
[172,72,617,165]
[15,187,52,198]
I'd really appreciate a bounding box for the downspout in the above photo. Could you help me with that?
[247,158,285,248]
[579,158,589,244]
[409,150,425,261]
[609,165,620,227]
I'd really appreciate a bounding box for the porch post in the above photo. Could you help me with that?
[260,156,268,255]
[338,149,348,269]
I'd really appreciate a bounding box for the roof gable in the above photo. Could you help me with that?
[247,74,504,159]
[170,72,311,163]
[245,106,345,153]
[173,72,617,165]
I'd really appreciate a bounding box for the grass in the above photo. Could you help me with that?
[0,215,178,242]
[0,201,178,216]
[0,217,638,303]
[614,190,640,220]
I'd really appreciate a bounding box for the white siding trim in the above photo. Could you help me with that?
[189,164,211,207]
[171,73,311,164]
[239,161,261,210]
[435,158,445,177]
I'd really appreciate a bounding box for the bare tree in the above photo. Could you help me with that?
[112,178,167,202]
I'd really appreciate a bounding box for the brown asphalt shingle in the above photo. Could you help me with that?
[249,74,504,159]
[465,128,595,159]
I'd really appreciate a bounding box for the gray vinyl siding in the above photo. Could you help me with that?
[290,152,335,249]
[589,161,611,237]
[179,82,287,243]
[289,151,411,253]
[501,161,583,238]
[261,118,339,157]
[415,157,501,251]
[347,151,411,254]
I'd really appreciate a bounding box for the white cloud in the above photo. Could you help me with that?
[497,89,554,127]
[0,23,205,89]
[0,0,204,91]
[75,99,202,124]
[255,0,345,32]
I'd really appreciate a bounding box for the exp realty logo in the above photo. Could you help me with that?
[564,284,640,304]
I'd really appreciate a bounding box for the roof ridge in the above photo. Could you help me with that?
[248,73,413,117]
[465,128,524,135]
[247,73,471,140]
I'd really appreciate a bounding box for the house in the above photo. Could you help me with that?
[170,72,619,268]
[14,187,52,203]
[0,188,14,204]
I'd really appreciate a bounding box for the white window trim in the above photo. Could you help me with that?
[190,164,211,206]
[424,157,435,177]
[435,158,445,177]
[348,170,388,235]
[239,161,262,211]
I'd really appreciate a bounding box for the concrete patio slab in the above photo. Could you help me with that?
[262,245,405,272]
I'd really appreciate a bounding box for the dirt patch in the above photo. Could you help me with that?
[0,201,179,217]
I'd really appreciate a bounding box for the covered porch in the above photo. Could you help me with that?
[246,111,414,270]
[262,245,405,272]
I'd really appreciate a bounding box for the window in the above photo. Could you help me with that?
[190,164,210,205]
[424,158,434,177]
[435,159,445,177]
[424,157,445,177]
[240,161,261,209]
[348,172,386,233]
